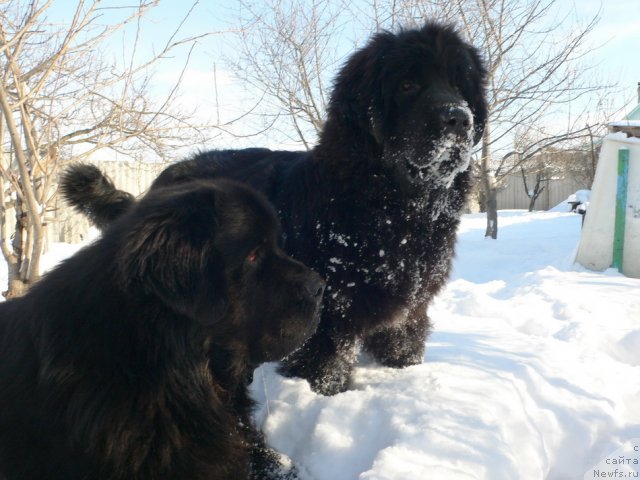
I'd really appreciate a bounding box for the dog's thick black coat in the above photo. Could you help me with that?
[62,23,487,395]
[0,180,323,479]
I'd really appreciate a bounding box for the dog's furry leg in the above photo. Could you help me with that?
[279,326,357,396]
[363,304,432,368]
[243,423,300,480]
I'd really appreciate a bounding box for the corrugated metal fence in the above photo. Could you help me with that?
[50,162,588,244]
[495,173,586,211]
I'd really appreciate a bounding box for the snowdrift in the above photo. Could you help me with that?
[2,211,639,479]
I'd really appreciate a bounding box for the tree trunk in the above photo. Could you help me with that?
[4,261,29,299]
[528,182,545,212]
[2,200,31,298]
[477,182,487,213]
[524,171,544,212]
[484,183,498,239]
[481,124,498,239]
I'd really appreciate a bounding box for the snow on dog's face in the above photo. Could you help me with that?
[116,179,325,364]
[333,23,487,188]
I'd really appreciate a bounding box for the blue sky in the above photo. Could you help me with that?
[573,0,640,107]
[140,0,640,107]
[45,0,640,151]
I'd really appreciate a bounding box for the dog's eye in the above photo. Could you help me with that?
[246,247,261,264]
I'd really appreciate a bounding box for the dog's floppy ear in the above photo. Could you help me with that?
[116,186,227,325]
[328,32,394,146]
[463,44,488,146]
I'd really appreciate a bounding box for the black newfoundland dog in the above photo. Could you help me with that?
[0,179,324,479]
[62,23,487,396]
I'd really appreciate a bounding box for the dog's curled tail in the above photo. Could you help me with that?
[60,164,135,230]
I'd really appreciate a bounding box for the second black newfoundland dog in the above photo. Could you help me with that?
[62,23,487,395]
[0,180,324,479]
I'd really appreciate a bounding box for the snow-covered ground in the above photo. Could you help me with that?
[251,211,640,480]
[3,210,639,479]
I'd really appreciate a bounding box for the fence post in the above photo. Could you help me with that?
[612,148,629,272]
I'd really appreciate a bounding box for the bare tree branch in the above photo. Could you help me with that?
[0,0,217,296]
[226,0,340,146]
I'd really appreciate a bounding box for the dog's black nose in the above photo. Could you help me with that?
[439,106,472,137]
[304,275,326,300]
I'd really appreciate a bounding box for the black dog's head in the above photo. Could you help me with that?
[327,23,487,186]
[113,179,324,364]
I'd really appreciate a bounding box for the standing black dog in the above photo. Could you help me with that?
[0,180,324,479]
[62,23,487,396]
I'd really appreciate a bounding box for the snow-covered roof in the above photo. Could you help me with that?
[609,119,640,128]
[608,119,640,139]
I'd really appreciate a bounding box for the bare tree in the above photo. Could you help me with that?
[517,145,563,212]
[228,0,343,149]
[348,0,460,32]
[445,0,614,237]
[513,88,625,210]
[0,0,210,297]
[516,141,595,212]
[518,148,584,212]
[491,120,595,208]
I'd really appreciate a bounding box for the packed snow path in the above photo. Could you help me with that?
[250,211,640,480]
